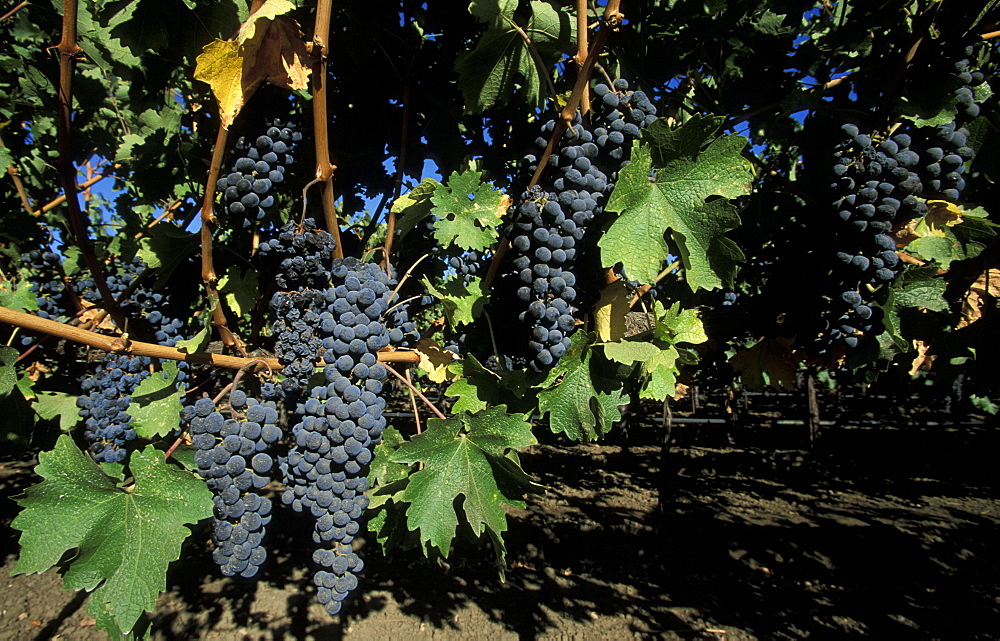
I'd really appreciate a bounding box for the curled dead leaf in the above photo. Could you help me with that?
[908,339,934,376]
[958,268,1000,330]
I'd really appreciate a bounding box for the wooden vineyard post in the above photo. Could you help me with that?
[807,371,821,447]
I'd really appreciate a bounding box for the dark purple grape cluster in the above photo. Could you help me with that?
[76,353,152,463]
[76,257,196,460]
[448,250,484,287]
[278,257,390,615]
[21,250,71,321]
[260,219,338,395]
[217,119,301,227]
[505,79,656,371]
[187,395,281,578]
[912,122,974,202]
[952,44,986,119]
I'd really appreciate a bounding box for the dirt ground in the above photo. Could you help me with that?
[2,407,999,640]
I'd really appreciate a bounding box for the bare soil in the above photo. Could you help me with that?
[2,410,999,640]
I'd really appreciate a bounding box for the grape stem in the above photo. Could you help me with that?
[55,0,130,335]
[405,366,422,435]
[382,362,447,420]
[0,306,419,370]
[199,119,246,354]
[1,133,35,215]
[0,1,28,22]
[309,0,344,258]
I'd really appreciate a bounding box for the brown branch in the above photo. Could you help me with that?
[311,0,343,258]
[0,1,27,22]
[55,0,128,333]
[1,134,34,215]
[575,0,590,114]
[982,29,1000,40]
[200,119,243,351]
[31,173,108,216]
[405,366,422,435]
[0,306,420,369]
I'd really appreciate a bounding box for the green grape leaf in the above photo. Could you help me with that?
[130,362,184,439]
[421,275,487,327]
[0,346,32,447]
[389,406,538,558]
[602,340,662,364]
[430,170,506,251]
[367,427,412,552]
[445,355,531,415]
[34,390,81,432]
[0,278,40,312]
[369,426,411,488]
[392,178,440,242]
[639,347,680,400]
[136,223,199,287]
[469,0,517,22]
[12,437,213,635]
[894,277,948,312]
[909,235,958,269]
[218,265,259,319]
[654,301,708,345]
[601,116,752,290]
[455,1,574,112]
[537,332,622,440]
[174,325,209,354]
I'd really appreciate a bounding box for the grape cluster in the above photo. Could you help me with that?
[76,354,152,463]
[945,43,986,120]
[448,250,484,287]
[75,257,196,460]
[217,119,301,227]
[260,219,338,395]
[187,395,281,578]
[503,79,656,371]
[912,122,974,202]
[21,250,72,321]
[278,257,390,614]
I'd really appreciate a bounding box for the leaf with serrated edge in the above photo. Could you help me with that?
[130,362,185,439]
[389,406,536,557]
[193,0,302,127]
[537,332,618,440]
[34,391,81,432]
[430,171,505,251]
[370,426,411,488]
[640,347,679,400]
[601,116,752,290]
[218,265,259,319]
[421,275,487,327]
[12,437,213,635]
[392,178,440,242]
[455,1,574,112]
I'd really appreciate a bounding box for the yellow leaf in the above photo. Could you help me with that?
[414,339,459,384]
[194,40,244,127]
[593,279,631,342]
[236,0,296,45]
[194,1,310,128]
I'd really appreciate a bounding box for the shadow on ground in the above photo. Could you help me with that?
[1,413,998,640]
